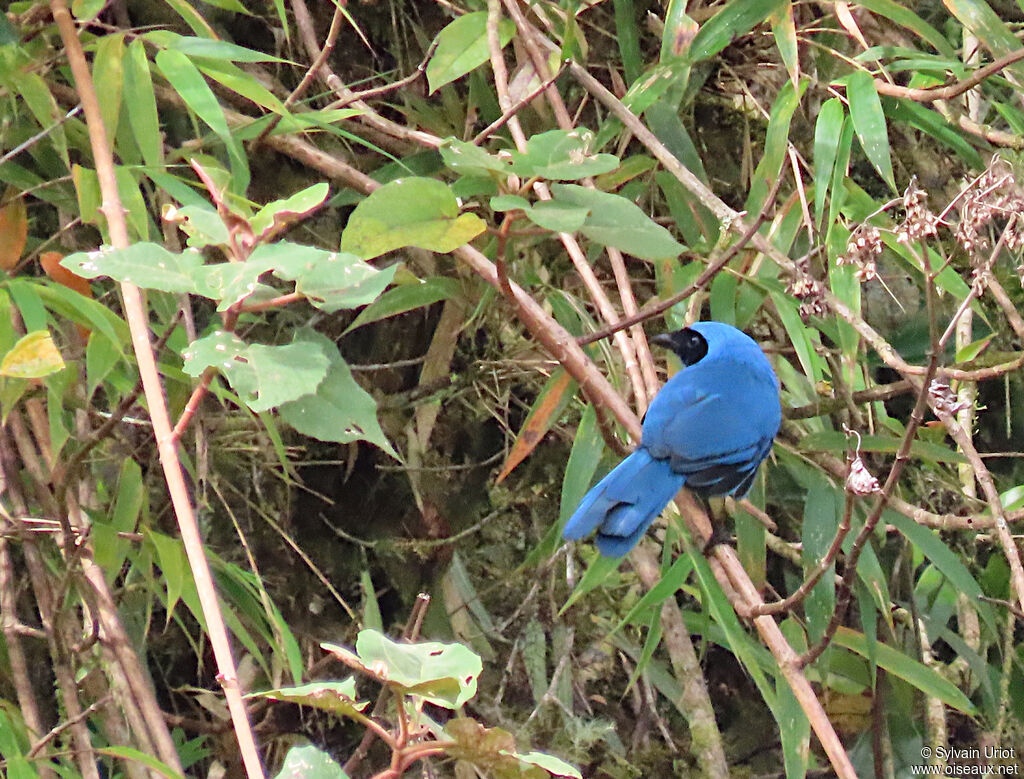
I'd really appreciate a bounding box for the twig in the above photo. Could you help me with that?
[578,173,789,346]
[48,2,263,775]
[252,3,346,145]
[751,492,853,617]
[867,47,1024,104]
[327,41,438,110]
[471,62,567,144]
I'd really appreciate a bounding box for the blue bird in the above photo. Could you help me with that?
[563,321,781,557]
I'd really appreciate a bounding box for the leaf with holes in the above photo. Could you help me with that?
[62,243,204,293]
[440,138,513,177]
[510,129,620,181]
[278,331,397,457]
[182,331,329,413]
[250,679,367,718]
[323,629,482,709]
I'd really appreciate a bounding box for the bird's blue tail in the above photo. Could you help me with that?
[562,449,686,557]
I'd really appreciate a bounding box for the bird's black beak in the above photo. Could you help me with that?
[650,332,677,350]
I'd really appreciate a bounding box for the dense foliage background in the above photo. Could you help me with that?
[2,0,1024,776]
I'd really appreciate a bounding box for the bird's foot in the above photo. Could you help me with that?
[701,524,735,555]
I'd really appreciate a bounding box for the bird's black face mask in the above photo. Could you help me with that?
[651,328,708,366]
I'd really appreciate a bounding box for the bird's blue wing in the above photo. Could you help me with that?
[641,360,779,497]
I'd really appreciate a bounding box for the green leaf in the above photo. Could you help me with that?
[92,32,124,146]
[777,619,811,777]
[510,129,621,181]
[183,331,330,412]
[0,330,65,379]
[167,36,286,63]
[610,554,694,635]
[273,743,350,779]
[813,98,845,226]
[96,746,185,779]
[798,430,965,464]
[35,281,129,351]
[561,554,622,613]
[559,405,604,524]
[252,243,397,312]
[426,11,515,93]
[278,331,397,457]
[63,244,203,293]
[549,184,684,260]
[855,0,955,58]
[747,79,804,215]
[250,679,367,717]
[613,0,641,82]
[770,2,799,85]
[325,629,483,708]
[802,475,840,641]
[491,194,590,233]
[834,627,976,714]
[439,138,513,177]
[883,97,982,169]
[344,277,460,333]
[686,0,784,63]
[885,510,994,635]
[845,70,895,191]
[512,751,582,778]
[251,183,330,239]
[341,177,486,259]
[168,204,230,248]
[155,48,249,192]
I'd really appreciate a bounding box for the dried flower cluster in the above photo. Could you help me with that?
[846,456,880,495]
[837,225,882,281]
[954,162,1020,258]
[895,178,939,245]
[787,255,826,321]
[928,379,972,417]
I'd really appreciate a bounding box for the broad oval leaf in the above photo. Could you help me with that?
[183,331,330,413]
[278,331,397,457]
[549,183,684,260]
[0,330,65,379]
[62,244,203,293]
[336,629,482,709]
[273,743,349,779]
[341,177,486,259]
[426,12,515,93]
[510,129,621,181]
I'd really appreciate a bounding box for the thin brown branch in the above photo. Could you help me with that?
[751,492,854,617]
[252,2,346,145]
[578,173,788,347]
[869,47,1024,103]
[48,1,262,775]
[471,62,567,145]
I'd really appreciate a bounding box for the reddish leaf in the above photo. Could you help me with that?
[0,190,28,271]
[495,369,576,484]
